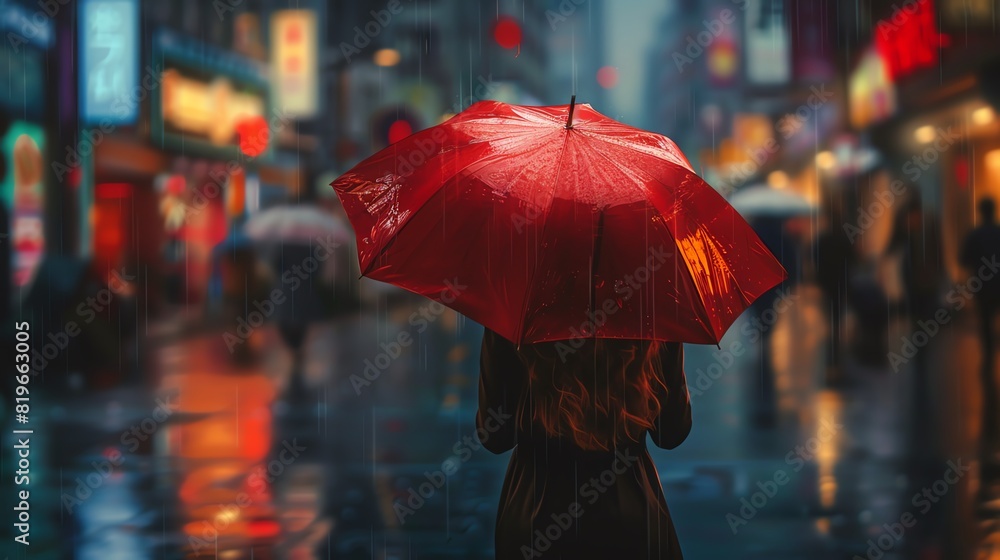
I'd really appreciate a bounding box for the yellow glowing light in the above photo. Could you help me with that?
[816,151,836,170]
[767,171,789,189]
[974,106,995,126]
[914,125,936,143]
[161,69,265,146]
[987,149,1000,169]
[374,48,400,67]
[214,508,240,525]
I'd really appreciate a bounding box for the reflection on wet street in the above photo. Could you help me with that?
[12,282,995,558]
[7,285,1000,560]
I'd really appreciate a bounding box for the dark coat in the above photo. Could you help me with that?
[270,243,327,326]
[961,223,1000,305]
[477,329,692,560]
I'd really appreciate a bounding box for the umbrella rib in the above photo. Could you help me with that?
[357,152,511,277]
[513,131,573,346]
[646,171,749,341]
[584,143,732,341]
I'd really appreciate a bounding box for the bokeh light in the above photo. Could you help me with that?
[374,48,400,67]
[493,17,521,49]
[973,106,995,125]
[596,66,619,89]
[816,151,836,170]
[388,120,413,144]
[914,125,936,143]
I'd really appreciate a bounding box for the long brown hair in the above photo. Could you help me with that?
[518,339,667,451]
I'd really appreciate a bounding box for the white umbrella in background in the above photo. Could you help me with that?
[244,205,355,284]
[728,185,816,219]
[244,204,354,245]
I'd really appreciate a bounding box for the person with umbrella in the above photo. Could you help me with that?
[730,185,810,426]
[244,204,352,394]
[333,99,785,558]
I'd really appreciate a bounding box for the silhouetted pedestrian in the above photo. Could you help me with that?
[961,197,1000,443]
[816,210,856,384]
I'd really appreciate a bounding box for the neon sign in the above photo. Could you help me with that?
[874,0,946,80]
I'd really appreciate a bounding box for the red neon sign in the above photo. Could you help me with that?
[874,0,949,80]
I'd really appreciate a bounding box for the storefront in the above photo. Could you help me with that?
[0,3,53,299]
[82,27,301,316]
[853,0,1000,282]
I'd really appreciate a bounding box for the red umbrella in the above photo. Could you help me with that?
[332,99,785,345]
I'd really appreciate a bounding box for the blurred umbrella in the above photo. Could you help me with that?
[332,99,785,345]
[728,185,815,218]
[211,228,254,259]
[244,204,353,246]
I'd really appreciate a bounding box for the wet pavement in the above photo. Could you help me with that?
[17,282,1000,558]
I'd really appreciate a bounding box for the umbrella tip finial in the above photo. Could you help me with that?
[566,95,576,129]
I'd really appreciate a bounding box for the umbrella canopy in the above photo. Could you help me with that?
[332,100,785,345]
[244,205,353,245]
[728,185,815,218]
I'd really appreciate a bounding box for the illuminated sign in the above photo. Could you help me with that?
[151,30,272,160]
[0,122,45,288]
[744,0,789,85]
[850,47,897,128]
[271,10,318,117]
[706,7,739,87]
[161,68,266,148]
[874,0,944,80]
[79,0,139,124]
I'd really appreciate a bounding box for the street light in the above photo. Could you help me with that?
[816,151,836,170]
[973,106,995,126]
[914,125,935,143]
[374,48,400,67]
[767,170,789,189]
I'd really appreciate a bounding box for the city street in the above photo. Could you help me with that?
[27,282,990,559]
[2,1,999,558]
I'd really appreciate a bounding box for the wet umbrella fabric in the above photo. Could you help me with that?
[332,100,785,344]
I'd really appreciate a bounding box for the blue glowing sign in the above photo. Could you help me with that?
[79,0,138,124]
